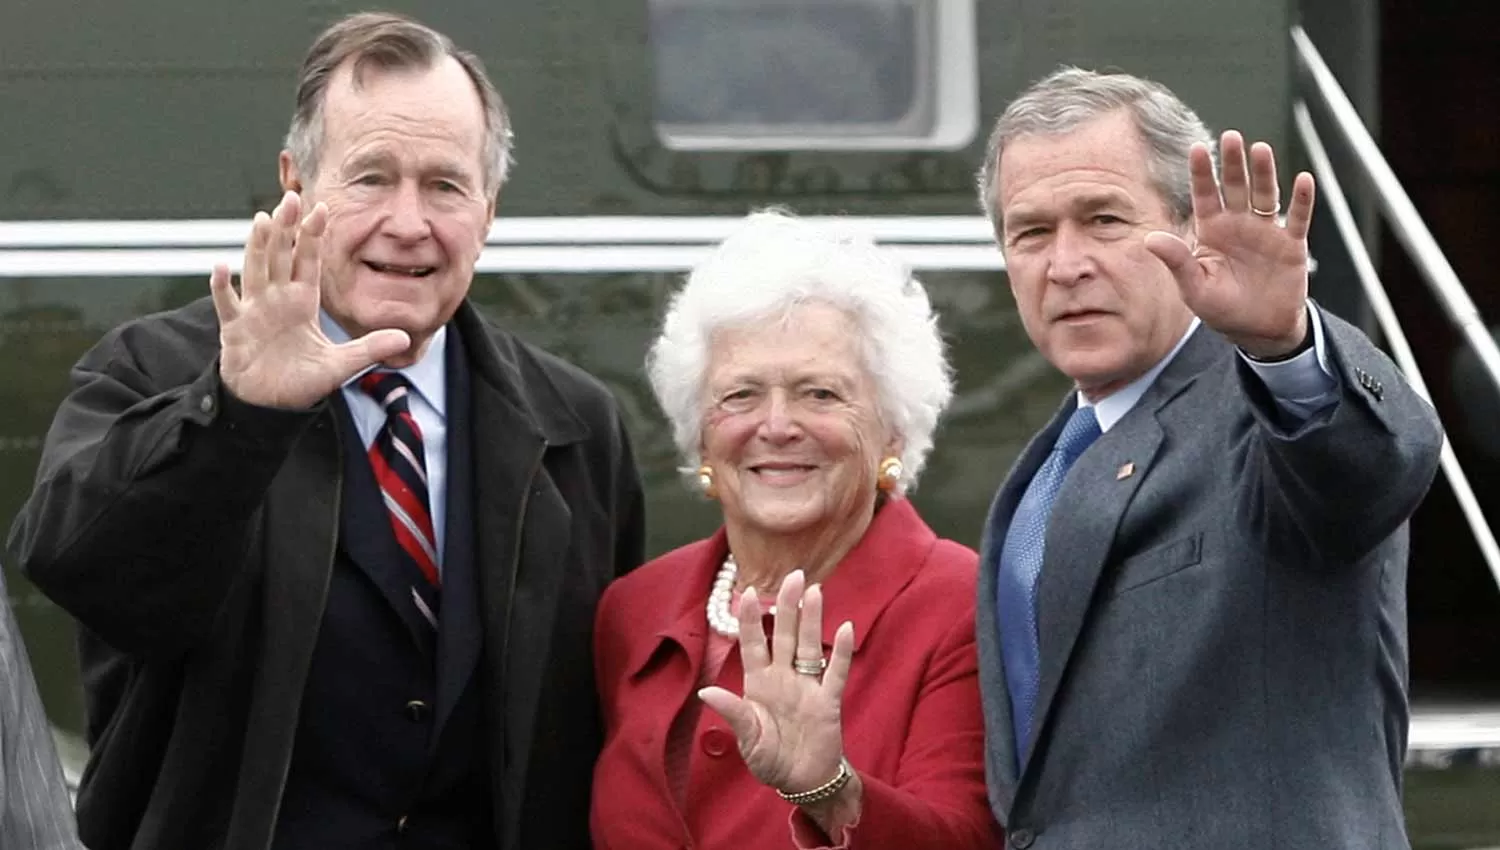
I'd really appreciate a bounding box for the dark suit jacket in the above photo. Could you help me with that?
[977,307,1443,849]
[5,297,646,850]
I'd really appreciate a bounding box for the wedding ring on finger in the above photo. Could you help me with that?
[793,656,827,677]
[1251,201,1281,218]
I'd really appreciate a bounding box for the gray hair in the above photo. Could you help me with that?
[284,12,514,197]
[646,210,955,497]
[975,66,1212,226]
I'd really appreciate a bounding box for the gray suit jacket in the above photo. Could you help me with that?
[2,571,84,850]
[977,307,1444,849]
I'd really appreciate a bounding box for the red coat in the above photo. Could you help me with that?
[591,498,1000,849]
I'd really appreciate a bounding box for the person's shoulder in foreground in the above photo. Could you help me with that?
[1,571,85,850]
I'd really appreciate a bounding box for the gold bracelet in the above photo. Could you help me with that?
[776,757,854,806]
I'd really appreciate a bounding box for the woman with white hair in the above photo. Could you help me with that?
[590,210,999,848]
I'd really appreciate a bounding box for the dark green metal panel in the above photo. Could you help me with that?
[1,0,1294,219]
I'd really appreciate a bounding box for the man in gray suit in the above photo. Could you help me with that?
[2,569,84,850]
[974,67,1444,848]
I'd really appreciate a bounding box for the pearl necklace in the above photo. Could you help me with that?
[707,554,785,638]
[706,554,741,637]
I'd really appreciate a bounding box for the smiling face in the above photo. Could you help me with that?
[279,56,495,366]
[700,302,898,542]
[995,109,1195,399]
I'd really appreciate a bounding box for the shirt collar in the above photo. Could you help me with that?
[320,309,448,417]
[1079,317,1200,432]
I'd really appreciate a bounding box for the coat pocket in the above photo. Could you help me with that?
[1109,532,1204,595]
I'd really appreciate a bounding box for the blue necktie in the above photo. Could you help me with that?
[995,404,1102,767]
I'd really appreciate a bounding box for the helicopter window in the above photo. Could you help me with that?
[648,0,977,151]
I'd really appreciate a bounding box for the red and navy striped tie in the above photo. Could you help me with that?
[359,371,441,626]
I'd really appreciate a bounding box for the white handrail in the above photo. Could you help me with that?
[1291,25,1500,404]
[0,215,999,250]
[1407,705,1500,753]
[1294,103,1500,591]
[0,243,1007,276]
[0,215,1011,274]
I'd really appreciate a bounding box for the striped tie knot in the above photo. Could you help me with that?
[359,371,414,416]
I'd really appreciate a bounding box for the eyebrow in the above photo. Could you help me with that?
[425,161,478,184]
[713,370,857,392]
[343,150,478,184]
[343,150,398,175]
[1005,191,1136,231]
[797,372,856,390]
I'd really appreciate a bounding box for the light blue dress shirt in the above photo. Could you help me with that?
[320,311,449,571]
[1084,303,1338,432]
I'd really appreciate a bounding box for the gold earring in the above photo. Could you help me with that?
[697,465,718,499]
[877,457,903,491]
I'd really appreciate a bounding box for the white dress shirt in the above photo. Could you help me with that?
[321,311,450,571]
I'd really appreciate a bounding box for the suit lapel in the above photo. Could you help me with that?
[448,305,590,850]
[1020,325,1224,784]
[433,332,482,739]
[976,401,1071,811]
[634,534,722,683]
[1024,412,1162,767]
[228,409,341,850]
[474,382,560,848]
[626,536,722,815]
[816,499,933,650]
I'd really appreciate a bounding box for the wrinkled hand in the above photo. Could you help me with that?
[699,570,856,795]
[1144,131,1318,359]
[209,191,410,409]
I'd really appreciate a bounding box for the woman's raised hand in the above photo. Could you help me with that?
[699,569,856,795]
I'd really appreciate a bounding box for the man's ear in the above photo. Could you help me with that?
[278,151,303,194]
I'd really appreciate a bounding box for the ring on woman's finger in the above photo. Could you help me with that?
[792,657,827,676]
[1251,201,1281,217]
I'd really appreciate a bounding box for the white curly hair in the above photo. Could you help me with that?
[645,209,955,497]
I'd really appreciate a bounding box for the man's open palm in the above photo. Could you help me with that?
[210,191,410,409]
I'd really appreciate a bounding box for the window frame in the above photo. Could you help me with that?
[648,0,979,152]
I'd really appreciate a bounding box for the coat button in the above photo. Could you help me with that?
[701,728,733,757]
[1009,827,1035,848]
[405,700,429,722]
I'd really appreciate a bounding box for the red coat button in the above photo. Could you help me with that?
[701,728,733,757]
